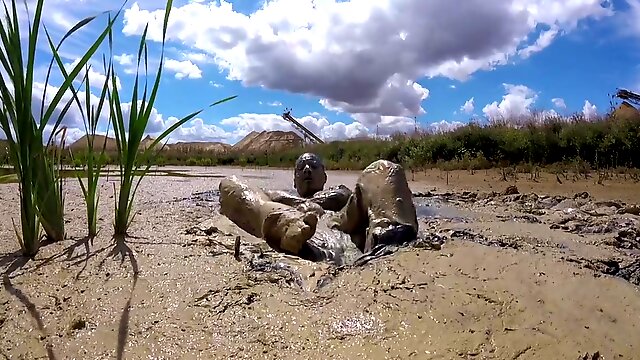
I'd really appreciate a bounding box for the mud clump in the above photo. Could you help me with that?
[604,227,640,250]
[246,254,305,289]
[449,229,525,250]
[566,256,640,286]
[578,351,601,360]
[70,318,86,331]
[498,214,541,224]
[574,191,590,200]
[502,185,519,196]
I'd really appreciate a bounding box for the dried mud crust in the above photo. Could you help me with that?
[0,167,639,359]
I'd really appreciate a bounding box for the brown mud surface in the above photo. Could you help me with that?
[1,166,639,359]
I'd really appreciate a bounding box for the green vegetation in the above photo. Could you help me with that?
[65,55,113,238]
[108,1,235,235]
[0,0,235,255]
[0,0,119,254]
[30,112,637,172]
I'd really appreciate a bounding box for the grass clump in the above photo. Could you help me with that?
[65,58,114,238]
[0,0,119,255]
[0,0,236,253]
[107,0,236,235]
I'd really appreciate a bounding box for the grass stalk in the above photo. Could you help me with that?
[108,0,236,235]
[66,57,113,238]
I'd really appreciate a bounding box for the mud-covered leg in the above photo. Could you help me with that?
[219,176,318,255]
[358,160,419,252]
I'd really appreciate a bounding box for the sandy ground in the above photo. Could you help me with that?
[0,166,639,360]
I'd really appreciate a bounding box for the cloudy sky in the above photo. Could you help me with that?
[3,0,640,145]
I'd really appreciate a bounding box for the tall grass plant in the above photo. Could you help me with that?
[0,0,121,255]
[107,0,236,235]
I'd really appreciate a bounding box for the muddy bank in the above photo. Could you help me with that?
[0,167,639,359]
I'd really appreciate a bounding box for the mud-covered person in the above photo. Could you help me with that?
[266,153,352,213]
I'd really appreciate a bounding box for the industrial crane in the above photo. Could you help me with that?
[615,89,640,107]
[281,108,325,145]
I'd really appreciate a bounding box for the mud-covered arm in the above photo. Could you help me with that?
[263,190,307,207]
[309,185,352,212]
[328,185,364,234]
[264,190,325,217]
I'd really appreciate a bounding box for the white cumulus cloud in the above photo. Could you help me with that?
[164,59,203,79]
[461,97,475,114]
[428,120,465,133]
[582,100,598,120]
[552,97,567,109]
[482,83,538,123]
[518,27,560,59]
[121,0,612,131]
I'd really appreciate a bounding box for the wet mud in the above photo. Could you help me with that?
[1,168,639,359]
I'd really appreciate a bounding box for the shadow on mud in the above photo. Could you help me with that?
[2,257,58,360]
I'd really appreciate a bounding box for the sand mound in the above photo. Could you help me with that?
[232,130,304,153]
[167,141,231,154]
[233,131,261,151]
[139,135,158,150]
[68,135,118,152]
[69,135,159,153]
[612,101,640,120]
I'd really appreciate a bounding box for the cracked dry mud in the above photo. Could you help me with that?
[1,167,639,359]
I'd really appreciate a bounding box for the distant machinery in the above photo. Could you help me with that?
[615,88,640,107]
[282,108,325,145]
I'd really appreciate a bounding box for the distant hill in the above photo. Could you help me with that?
[68,134,160,153]
[232,131,261,150]
[232,130,304,153]
[55,130,305,156]
[68,135,118,152]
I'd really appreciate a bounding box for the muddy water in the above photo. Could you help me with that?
[1,167,639,359]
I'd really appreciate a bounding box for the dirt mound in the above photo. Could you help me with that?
[233,131,261,150]
[68,135,118,152]
[167,141,231,154]
[232,130,304,153]
[612,101,640,120]
[139,135,157,150]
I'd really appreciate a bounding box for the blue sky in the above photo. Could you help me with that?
[7,0,640,144]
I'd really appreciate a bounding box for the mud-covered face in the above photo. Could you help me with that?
[294,153,327,198]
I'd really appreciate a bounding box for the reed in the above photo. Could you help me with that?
[0,0,120,255]
[107,0,236,235]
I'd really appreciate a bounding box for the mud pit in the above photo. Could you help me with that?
[1,166,640,359]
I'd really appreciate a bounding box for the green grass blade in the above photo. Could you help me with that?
[41,7,123,131]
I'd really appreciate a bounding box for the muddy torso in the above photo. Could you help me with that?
[308,185,352,212]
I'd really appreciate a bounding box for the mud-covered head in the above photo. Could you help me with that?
[294,153,327,198]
